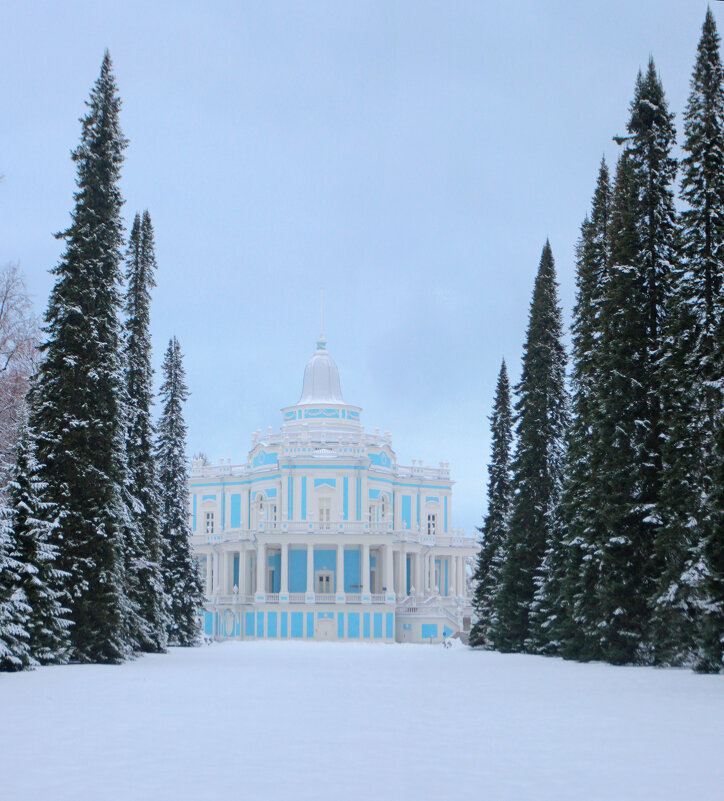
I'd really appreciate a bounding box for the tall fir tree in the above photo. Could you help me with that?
[157,338,204,646]
[591,152,652,664]
[0,502,31,671]
[29,52,133,663]
[123,212,168,653]
[470,359,512,648]
[7,428,72,664]
[670,7,724,673]
[559,159,611,660]
[493,242,568,652]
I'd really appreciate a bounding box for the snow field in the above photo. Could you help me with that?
[0,641,722,801]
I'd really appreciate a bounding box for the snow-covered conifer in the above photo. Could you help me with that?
[7,428,71,664]
[470,359,512,648]
[493,242,568,652]
[0,501,31,671]
[157,338,204,646]
[29,51,132,663]
[123,212,168,653]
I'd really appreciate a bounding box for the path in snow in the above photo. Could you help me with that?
[0,641,722,801]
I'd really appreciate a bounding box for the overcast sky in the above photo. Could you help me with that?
[1,1,720,533]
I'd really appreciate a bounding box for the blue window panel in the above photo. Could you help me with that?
[317,612,334,619]
[204,611,213,635]
[287,477,293,521]
[356,477,362,520]
[373,613,383,639]
[281,612,288,638]
[289,549,307,593]
[230,494,241,528]
[193,494,197,531]
[444,495,448,532]
[344,548,360,592]
[257,612,264,638]
[343,477,349,520]
[233,555,239,590]
[306,612,314,638]
[348,613,360,638]
[245,611,255,637]
[386,613,393,639]
[291,612,303,638]
[301,476,307,520]
[403,623,412,630]
[268,552,281,592]
[363,613,371,638]
[402,495,411,529]
[268,612,278,638]
[337,612,344,639]
[422,623,438,640]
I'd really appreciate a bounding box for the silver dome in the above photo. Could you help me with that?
[298,338,345,404]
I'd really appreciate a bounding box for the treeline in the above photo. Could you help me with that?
[472,10,724,673]
[0,53,204,669]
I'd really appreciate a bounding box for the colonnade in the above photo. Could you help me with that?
[203,542,468,600]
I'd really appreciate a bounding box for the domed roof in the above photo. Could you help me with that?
[298,338,345,404]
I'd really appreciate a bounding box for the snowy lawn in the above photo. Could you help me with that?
[1,641,722,801]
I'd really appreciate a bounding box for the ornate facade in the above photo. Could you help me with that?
[190,337,476,643]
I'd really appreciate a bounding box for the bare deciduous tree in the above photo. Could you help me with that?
[0,264,39,480]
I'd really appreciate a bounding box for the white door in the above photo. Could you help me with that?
[315,570,333,594]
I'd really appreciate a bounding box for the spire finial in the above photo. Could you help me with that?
[320,287,324,339]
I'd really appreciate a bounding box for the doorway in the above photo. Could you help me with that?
[315,569,333,594]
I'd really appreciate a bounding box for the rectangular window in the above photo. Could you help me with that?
[427,513,436,537]
[319,498,331,530]
[205,512,214,534]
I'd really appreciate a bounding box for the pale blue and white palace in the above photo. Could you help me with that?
[190,337,477,643]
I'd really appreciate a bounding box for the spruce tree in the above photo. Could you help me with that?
[671,8,724,672]
[29,52,132,663]
[157,338,204,646]
[592,152,652,664]
[560,159,611,660]
[470,359,512,648]
[7,428,72,664]
[493,242,568,652]
[0,503,31,671]
[123,212,168,653]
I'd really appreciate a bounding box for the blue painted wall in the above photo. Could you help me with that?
[257,611,264,637]
[402,495,411,529]
[245,611,255,637]
[268,611,278,638]
[348,612,360,638]
[233,555,239,589]
[301,476,307,520]
[337,612,344,638]
[230,493,241,528]
[314,549,336,590]
[363,613,371,638]
[287,477,293,521]
[281,611,288,638]
[344,548,360,592]
[268,552,281,592]
[204,611,213,635]
[422,623,438,640]
[306,612,314,638]
[373,612,382,639]
[289,548,307,593]
[386,612,393,639]
[291,612,303,638]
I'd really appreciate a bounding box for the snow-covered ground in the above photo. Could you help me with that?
[1,641,722,801]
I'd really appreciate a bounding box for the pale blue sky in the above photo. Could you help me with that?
[1,1,719,532]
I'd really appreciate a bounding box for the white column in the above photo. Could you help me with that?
[256,541,266,599]
[205,552,212,594]
[384,544,394,600]
[306,543,315,602]
[336,543,345,602]
[398,545,406,597]
[458,556,466,598]
[362,543,370,598]
[416,552,423,597]
[280,542,289,599]
[429,553,436,595]
[238,549,245,596]
[450,556,457,596]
